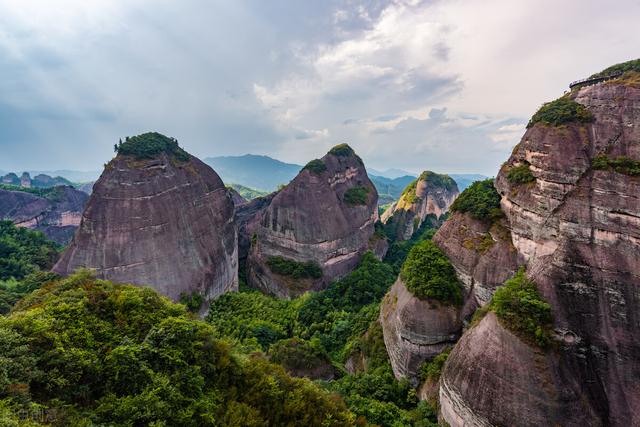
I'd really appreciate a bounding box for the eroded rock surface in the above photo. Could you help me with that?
[54,149,238,308]
[246,145,381,297]
[0,186,88,244]
[382,171,458,241]
[380,278,461,385]
[439,72,640,426]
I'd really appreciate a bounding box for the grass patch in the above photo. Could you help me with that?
[344,186,370,206]
[527,97,593,128]
[506,163,536,185]
[592,155,640,176]
[304,159,327,174]
[400,240,463,305]
[266,256,322,279]
[450,179,502,222]
[116,132,190,161]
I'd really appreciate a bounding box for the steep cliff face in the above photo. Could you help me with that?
[54,133,238,309]
[380,278,461,384]
[433,213,520,317]
[0,186,88,244]
[246,144,380,297]
[439,64,640,426]
[381,171,458,241]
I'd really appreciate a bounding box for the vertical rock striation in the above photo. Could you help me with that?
[246,144,381,298]
[54,133,238,309]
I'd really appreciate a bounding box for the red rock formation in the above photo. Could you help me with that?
[246,144,381,298]
[439,67,640,426]
[381,171,458,241]
[54,135,238,310]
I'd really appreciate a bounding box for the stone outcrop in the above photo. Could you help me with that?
[246,144,381,298]
[0,186,88,244]
[381,171,458,241]
[439,66,640,426]
[433,213,520,317]
[380,277,461,385]
[54,134,238,310]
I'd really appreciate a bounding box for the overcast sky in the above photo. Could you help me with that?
[0,0,638,176]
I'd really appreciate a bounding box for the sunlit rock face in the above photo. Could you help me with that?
[246,145,382,298]
[54,149,238,310]
[381,171,459,241]
[439,75,640,426]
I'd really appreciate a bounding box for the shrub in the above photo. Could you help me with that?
[450,179,502,221]
[268,338,332,371]
[400,241,463,305]
[344,186,370,206]
[419,348,451,382]
[527,97,593,128]
[489,268,552,348]
[589,58,640,79]
[266,256,322,279]
[506,163,536,184]
[400,180,419,204]
[0,221,60,281]
[304,159,327,174]
[418,171,457,192]
[116,132,190,161]
[592,155,640,176]
[178,291,204,312]
[329,143,356,157]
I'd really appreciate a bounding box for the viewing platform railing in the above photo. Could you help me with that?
[569,71,623,89]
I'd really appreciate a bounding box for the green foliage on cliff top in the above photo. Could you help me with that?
[400,240,463,305]
[266,256,323,279]
[0,184,70,202]
[592,155,640,176]
[490,268,553,348]
[303,159,328,175]
[329,143,356,157]
[0,271,355,426]
[450,179,502,222]
[116,132,190,161]
[589,58,640,79]
[344,186,370,206]
[418,171,458,192]
[506,163,536,185]
[527,96,593,128]
[0,221,60,282]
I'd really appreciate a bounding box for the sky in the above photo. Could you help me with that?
[0,0,638,176]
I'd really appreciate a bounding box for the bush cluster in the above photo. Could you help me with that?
[400,240,463,305]
[304,159,327,174]
[450,179,502,222]
[589,58,640,79]
[344,186,370,206]
[329,143,356,157]
[266,256,323,279]
[506,163,536,184]
[527,97,593,128]
[489,268,552,348]
[418,171,457,192]
[178,290,204,312]
[592,155,640,176]
[419,348,451,383]
[115,132,190,161]
[0,221,60,282]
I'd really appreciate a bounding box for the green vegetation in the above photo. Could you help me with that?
[400,180,420,204]
[592,155,640,176]
[329,143,356,157]
[589,58,640,79]
[178,290,204,313]
[418,171,457,192]
[0,184,69,202]
[304,159,327,174]
[489,268,552,348]
[115,132,190,161]
[400,240,463,305]
[0,221,59,282]
[227,183,269,200]
[0,272,355,426]
[384,215,438,274]
[268,338,334,374]
[506,163,536,184]
[450,179,502,222]
[266,256,323,279]
[527,96,593,128]
[419,348,451,383]
[344,186,370,206]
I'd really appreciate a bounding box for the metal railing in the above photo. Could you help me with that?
[569,71,623,89]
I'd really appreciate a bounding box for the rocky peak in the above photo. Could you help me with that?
[381,171,458,241]
[246,143,382,297]
[54,133,238,312]
[437,60,640,427]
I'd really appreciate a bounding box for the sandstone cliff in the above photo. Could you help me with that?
[246,144,380,298]
[381,171,458,241]
[0,186,88,244]
[439,62,640,426]
[54,133,238,310]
